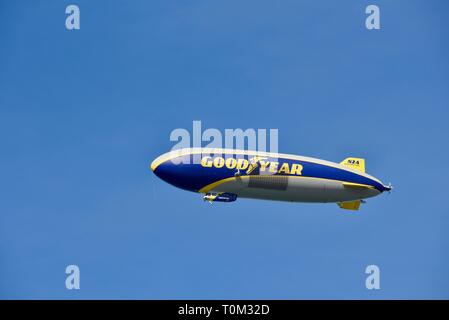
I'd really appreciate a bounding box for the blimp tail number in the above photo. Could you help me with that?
[340,157,366,173]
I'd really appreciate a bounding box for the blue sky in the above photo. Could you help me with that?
[1,0,448,299]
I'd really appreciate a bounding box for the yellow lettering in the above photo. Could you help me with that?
[213,157,225,168]
[269,162,279,173]
[278,162,290,174]
[237,158,249,170]
[259,160,270,172]
[225,157,237,169]
[201,156,213,167]
[291,163,303,175]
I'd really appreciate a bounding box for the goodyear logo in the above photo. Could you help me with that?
[200,156,303,176]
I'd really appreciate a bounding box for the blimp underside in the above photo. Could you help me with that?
[207,175,380,203]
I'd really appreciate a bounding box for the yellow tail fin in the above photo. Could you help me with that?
[340,157,365,173]
[338,200,361,210]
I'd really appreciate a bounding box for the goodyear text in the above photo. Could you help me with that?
[200,156,303,176]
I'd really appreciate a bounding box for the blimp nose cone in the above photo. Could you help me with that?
[151,161,176,188]
[150,157,173,182]
[150,154,200,192]
[150,155,165,172]
[150,158,160,173]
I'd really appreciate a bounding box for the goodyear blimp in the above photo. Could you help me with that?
[151,148,392,210]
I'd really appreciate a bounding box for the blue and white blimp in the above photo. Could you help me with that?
[151,148,392,210]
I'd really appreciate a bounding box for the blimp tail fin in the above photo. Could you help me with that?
[338,200,361,211]
[340,157,365,173]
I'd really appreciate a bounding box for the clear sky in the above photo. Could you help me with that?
[1,0,448,299]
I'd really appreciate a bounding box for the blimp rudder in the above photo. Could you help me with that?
[338,200,362,210]
[340,157,366,173]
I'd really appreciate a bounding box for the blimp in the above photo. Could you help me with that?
[151,148,392,210]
